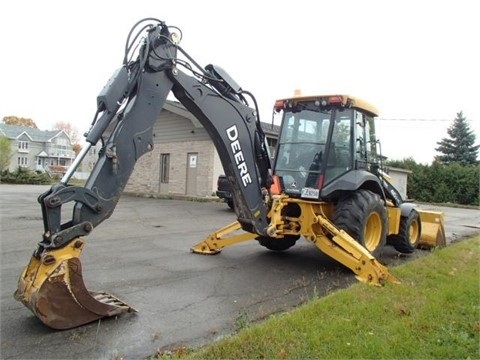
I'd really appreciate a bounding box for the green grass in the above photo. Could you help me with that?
[154,236,480,359]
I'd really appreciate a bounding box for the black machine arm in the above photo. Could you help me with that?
[170,68,272,234]
[36,19,271,256]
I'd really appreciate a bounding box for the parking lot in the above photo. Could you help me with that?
[1,184,479,359]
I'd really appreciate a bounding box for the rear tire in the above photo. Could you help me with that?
[257,235,299,251]
[388,210,421,254]
[227,199,234,209]
[333,189,387,258]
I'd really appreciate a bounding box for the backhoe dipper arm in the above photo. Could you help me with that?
[36,21,176,255]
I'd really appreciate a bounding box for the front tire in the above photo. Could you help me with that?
[333,189,387,258]
[387,210,421,254]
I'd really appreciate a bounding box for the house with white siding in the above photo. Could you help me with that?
[0,124,75,175]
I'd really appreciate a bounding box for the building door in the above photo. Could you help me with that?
[186,152,198,195]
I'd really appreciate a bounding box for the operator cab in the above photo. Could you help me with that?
[272,94,379,199]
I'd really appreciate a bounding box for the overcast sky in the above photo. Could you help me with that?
[1,0,478,164]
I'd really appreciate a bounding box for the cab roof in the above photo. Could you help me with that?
[275,94,379,117]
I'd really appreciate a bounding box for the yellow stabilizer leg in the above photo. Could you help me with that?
[314,215,401,286]
[191,221,258,254]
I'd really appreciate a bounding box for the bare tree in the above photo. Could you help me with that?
[52,121,82,155]
[52,121,80,143]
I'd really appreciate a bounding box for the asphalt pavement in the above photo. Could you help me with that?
[1,184,479,360]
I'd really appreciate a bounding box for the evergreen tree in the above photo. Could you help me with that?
[435,112,479,165]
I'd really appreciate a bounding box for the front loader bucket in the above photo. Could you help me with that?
[14,238,136,330]
[418,210,447,249]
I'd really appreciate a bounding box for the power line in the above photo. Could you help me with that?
[378,118,453,122]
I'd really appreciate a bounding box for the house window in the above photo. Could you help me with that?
[18,141,29,151]
[17,156,28,166]
[55,137,69,146]
[160,153,170,183]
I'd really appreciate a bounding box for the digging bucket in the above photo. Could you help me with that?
[14,238,136,330]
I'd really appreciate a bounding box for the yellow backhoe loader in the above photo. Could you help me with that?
[15,18,446,330]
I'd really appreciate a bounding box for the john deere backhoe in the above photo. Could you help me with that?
[15,18,446,330]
